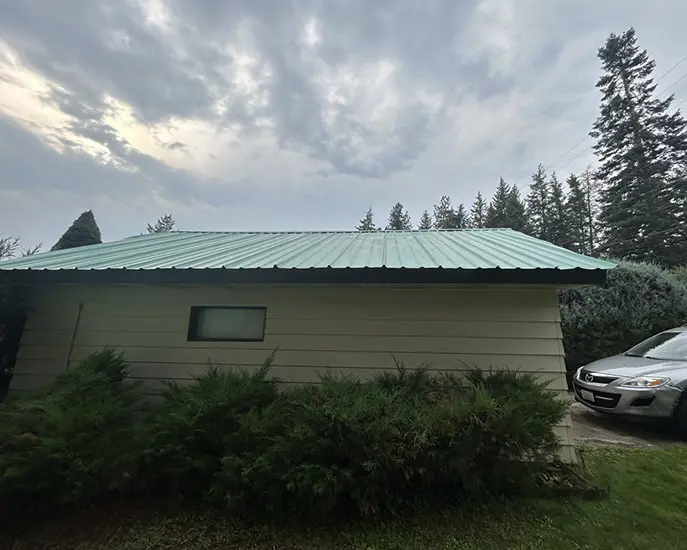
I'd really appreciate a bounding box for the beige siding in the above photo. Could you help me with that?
[11,283,575,462]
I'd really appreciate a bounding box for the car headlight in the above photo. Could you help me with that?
[620,377,671,388]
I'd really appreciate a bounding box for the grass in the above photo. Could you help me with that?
[4,446,687,550]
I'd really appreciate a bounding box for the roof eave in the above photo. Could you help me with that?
[1,267,610,287]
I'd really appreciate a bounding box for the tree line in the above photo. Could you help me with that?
[357,28,687,267]
[357,166,598,256]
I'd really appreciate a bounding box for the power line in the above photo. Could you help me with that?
[546,57,687,170]
[654,54,687,85]
[658,71,687,96]
[556,145,594,173]
[545,136,590,171]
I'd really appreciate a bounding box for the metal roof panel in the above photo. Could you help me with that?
[0,229,617,271]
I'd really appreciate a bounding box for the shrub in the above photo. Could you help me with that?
[140,353,279,498]
[211,366,567,518]
[0,349,142,519]
[560,261,687,377]
[674,266,687,286]
[0,349,568,521]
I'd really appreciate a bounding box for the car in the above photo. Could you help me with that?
[572,325,687,434]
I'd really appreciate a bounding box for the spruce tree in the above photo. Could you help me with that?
[418,210,433,230]
[51,210,102,251]
[592,28,687,265]
[386,203,412,230]
[485,178,511,228]
[469,192,487,228]
[547,173,570,247]
[526,164,550,240]
[580,167,601,255]
[433,196,456,229]
[564,174,589,254]
[454,204,469,229]
[504,185,529,233]
[356,208,377,231]
[147,214,175,233]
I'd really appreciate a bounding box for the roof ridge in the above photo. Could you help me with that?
[137,228,515,236]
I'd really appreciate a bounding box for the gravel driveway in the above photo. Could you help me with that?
[569,397,686,448]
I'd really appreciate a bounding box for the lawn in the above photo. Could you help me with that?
[4,446,687,550]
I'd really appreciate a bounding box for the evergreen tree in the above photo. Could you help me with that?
[547,173,570,247]
[418,210,433,230]
[356,208,377,231]
[387,202,412,230]
[526,164,550,240]
[564,174,589,254]
[433,196,457,229]
[147,214,175,233]
[504,185,529,233]
[51,210,102,251]
[469,192,487,228]
[485,178,511,228]
[454,204,469,229]
[591,28,687,266]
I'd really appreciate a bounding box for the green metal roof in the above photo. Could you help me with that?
[0,229,615,272]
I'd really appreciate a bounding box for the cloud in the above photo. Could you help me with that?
[1,0,686,246]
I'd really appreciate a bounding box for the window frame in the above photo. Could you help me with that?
[186,305,267,342]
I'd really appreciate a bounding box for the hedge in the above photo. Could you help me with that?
[559,261,687,377]
[0,352,567,521]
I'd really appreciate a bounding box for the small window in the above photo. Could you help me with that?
[187,306,266,342]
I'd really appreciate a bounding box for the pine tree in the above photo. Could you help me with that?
[564,174,589,254]
[591,28,687,265]
[387,203,412,230]
[547,173,570,247]
[485,178,511,228]
[469,192,487,228]
[356,208,377,231]
[418,210,433,230]
[433,196,456,229]
[51,210,102,251]
[526,164,550,240]
[147,214,175,233]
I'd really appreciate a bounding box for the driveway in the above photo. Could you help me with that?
[569,398,686,448]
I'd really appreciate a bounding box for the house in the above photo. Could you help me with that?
[0,229,615,462]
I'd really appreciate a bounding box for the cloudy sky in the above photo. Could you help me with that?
[1,0,686,249]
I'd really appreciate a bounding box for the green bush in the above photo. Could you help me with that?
[674,266,687,286]
[1,349,567,521]
[140,353,279,498]
[560,261,687,377]
[210,366,567,518]
[0,349,142,519]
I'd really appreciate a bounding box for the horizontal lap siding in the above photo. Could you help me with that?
[11,284,575,461]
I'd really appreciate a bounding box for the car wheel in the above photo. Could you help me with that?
[673,393,687,439]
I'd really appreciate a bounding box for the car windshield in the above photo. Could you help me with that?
[625,331,687,361]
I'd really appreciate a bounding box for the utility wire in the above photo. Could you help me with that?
[546,59,687,171]
[654,54,687,85]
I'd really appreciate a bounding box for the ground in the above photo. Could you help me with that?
[569,397,685,448]
[5,447,687,549]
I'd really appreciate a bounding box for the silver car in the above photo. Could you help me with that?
[572,326,687,434]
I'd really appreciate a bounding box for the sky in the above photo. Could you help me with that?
[1,0,686,250]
